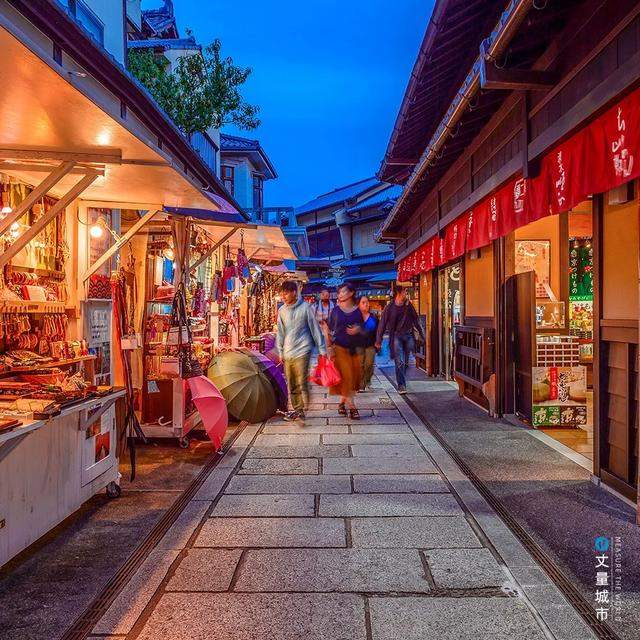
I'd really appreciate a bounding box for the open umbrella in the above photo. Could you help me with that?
[236,348,287,412]
[207,350,278,423]
[186,376,228,450]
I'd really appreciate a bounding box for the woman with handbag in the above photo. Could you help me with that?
[327,282,363,419]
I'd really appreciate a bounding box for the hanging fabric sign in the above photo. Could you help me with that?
[397,85,640,279]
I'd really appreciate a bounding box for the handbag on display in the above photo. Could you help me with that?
[167,282,203,379]
[237,232,250,282]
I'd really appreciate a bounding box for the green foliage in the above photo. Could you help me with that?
[128,39,260,135]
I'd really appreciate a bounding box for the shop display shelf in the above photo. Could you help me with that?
[0,300,68,314]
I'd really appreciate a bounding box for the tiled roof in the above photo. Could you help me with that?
[346,184,403,214]
[220,133,261,151]
[337,252,394,267]
[142,1,178,38]
[128,38,201,51]
[295,177,381,216]
[220,134,277,180]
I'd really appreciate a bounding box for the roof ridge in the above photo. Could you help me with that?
[314,176,377,198]
[220,132,260,144]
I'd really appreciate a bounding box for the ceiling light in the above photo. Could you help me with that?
[89,223,104,239]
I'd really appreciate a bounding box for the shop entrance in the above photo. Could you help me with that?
[504,202,595,462]
[438,262,463,379]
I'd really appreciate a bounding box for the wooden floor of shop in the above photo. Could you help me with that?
[538,426,594,461]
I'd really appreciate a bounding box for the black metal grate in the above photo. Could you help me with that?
[59,424,247,640]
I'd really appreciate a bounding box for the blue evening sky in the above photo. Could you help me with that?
[143,1,433,207]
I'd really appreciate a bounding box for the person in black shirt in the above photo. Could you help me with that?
[375,286,424,394]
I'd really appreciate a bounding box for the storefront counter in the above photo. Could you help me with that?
[0,390,125,567]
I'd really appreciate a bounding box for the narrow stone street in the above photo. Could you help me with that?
[87,372,596,640]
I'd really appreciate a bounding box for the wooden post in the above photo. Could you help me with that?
[592,194,604,483]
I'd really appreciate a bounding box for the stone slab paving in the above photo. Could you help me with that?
[352,473,449,493]
[196,517,347,548]
[246,444,351,458]
[322,455,437,474]
[350,516,483,549]
[235,548,431,593]
[166,548,242,591]
[368,597,547,640]
[239,457,319,475]
[91,371,596,640]
[211,494,315,516]
[134,593,367,640]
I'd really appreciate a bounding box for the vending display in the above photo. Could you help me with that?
[532,365,588,427]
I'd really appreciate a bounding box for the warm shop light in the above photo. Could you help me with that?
[0,206,12,215]
[10,222,19,231]
[90,223,104,239]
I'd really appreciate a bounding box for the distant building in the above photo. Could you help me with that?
[219,134,309,258]
[295,178,398,300]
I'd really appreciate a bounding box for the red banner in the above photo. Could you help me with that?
[397,86,640,277]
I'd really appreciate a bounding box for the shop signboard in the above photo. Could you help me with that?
[532,365,588,427]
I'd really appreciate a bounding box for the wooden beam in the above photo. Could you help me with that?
[189,227,238,272]
[189,219,257,230]
[81,209,159,282]
[0,147,122,165]
[0,162,105,176]
[385,158,419,166]
[0,161,76,236]
[480,59,558,91]
[0,172,98,269]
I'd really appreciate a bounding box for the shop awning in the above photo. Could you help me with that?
[190,218,297,262]
[0,21,235,211]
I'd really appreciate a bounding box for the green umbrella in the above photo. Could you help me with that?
[207,350,278,423]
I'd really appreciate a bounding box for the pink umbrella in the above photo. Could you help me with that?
[187,375,228,450]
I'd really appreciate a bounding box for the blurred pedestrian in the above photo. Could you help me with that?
[276,280,326,422]
[375,285,424,394]
[312,287,335,343]
[327,282,363,419]
[356,295,378,391]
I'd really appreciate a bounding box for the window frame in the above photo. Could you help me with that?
[252,173,264,210]
[221,165,235,196]
[59,0,105,46]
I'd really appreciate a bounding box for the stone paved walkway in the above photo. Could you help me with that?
[88,371,597,640]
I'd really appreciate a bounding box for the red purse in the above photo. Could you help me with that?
[310,355,342,387]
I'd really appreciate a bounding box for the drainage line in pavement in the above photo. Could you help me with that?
[59,423,248,640]
[398,389,622,640]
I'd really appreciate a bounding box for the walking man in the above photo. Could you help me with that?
[375,285,425,394]
[277,280,326,421]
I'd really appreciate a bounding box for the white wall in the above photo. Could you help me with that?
[83,0,125,64]
[352,220,383,255]
[126,0,141,31]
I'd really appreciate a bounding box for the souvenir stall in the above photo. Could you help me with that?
[82,207,296,444]
[243,264,306,355]
[0,175,125,567]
